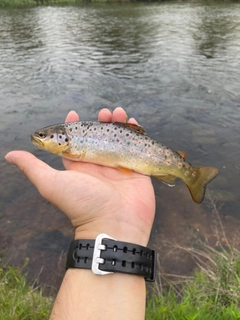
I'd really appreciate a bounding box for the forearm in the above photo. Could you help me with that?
[50,269,146,320]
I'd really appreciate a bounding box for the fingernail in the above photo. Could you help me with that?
[5,153,14,164]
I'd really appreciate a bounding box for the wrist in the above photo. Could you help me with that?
[74,218,151,247]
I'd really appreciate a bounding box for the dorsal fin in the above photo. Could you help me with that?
[113,122,147,135]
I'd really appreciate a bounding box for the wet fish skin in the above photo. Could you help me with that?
[31,121,218,204]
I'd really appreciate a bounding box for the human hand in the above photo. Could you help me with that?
[5,107,155,246]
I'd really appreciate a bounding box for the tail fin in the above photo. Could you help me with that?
[186,166,218,204]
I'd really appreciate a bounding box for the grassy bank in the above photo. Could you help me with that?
[1,242,240,319]
[146,244,240,319]
[1,0,109,6]
[0,264,53,320]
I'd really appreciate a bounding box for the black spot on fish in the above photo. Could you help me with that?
[70,128,72,132]
[59,143,61,146]
[65,138,68,142]
[107,129,110,132]
[59,135,62,139]
[75,127,78,130]
[151,141,155,145]
[126,133,129,136]
[50,135,54,139]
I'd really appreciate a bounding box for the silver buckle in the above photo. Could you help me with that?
[91,233,116,276]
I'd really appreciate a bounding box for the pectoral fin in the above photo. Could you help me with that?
[62,149,87,161]
[116,166,134,174]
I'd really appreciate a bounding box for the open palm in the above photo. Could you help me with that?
[5,108,155,246]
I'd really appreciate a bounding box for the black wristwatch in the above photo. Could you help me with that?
[66,233,156,282]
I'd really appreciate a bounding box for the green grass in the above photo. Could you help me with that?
[146,226,240,319]
[0,0,109,6]
[0,262,53,320]
[146,248,240,319]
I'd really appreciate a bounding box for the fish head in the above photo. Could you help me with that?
[31,124,70,155]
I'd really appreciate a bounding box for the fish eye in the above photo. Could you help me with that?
[38,132,46,138]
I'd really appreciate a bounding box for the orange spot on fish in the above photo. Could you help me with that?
[158,149,162,153]
[167,161,171,165]
[178,163,182,168]
[192,172,196,177]
[185,171,189,176]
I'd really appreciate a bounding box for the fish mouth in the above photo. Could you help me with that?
[31,134,44,148]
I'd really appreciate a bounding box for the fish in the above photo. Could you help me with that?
[31,121,218,204]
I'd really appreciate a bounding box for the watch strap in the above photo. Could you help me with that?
[66,233,155,282]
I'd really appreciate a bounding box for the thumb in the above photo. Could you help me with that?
[5,150,58,200]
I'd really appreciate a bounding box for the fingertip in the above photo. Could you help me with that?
[127,117,139,125]
[5,152,14,164]
[112,107,127,123]
[98,108,112,122]
[65,110,80,122]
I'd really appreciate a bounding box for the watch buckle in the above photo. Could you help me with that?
[92,233,116,276]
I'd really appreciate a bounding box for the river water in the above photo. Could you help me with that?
[1,2,240,288]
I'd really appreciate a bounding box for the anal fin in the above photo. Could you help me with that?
[154,174,176,187]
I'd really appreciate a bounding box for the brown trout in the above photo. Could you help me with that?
[31,121,218,204]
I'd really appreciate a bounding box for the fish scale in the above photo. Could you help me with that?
[64,121,177,176]
[31,121,218,204]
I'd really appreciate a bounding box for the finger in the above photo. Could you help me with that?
[112,107,127,123]
[98,108,112,122]
[5,151,57,201]
[127,117,139,125]
[65,110,79,122]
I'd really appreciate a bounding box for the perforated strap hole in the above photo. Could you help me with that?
[122,260,126,267]
[123,246,128,253]
[111,259,116,266]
